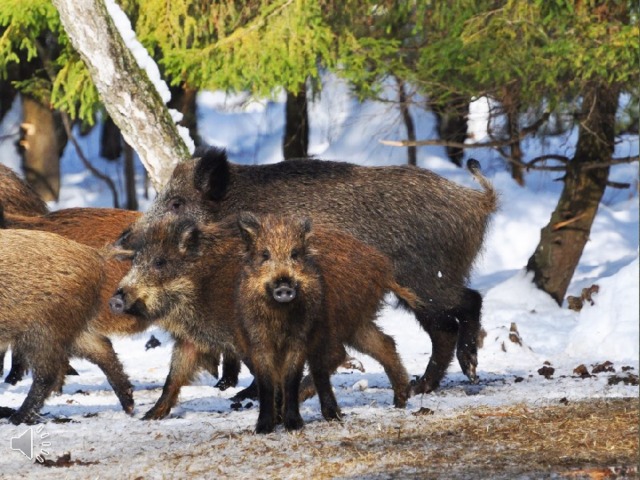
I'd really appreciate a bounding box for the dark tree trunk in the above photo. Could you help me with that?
[526,83,620,305]
[169,85,200,147]
[19,96,67,202]
[283,86,309,160]
[430,95,469,167]
[397,78,417,166]
[502,87,525,186]
[0,79,17,125]
[100,115,123,161]
[123,142,138,211]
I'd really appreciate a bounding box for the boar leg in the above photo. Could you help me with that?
[216,350,242,390]
[4,349,29,385]
[143,339,201,420]
[254,374,277,434]
[412,308,458,395]
[349,323,410,408]
[282,351,306,431]
[71,332,134,414]
[454,288,483,384]
[9,344,67,425]
[307,341,347,422]
[199,349,220,379]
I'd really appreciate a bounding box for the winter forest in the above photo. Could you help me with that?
[0,1,638,478]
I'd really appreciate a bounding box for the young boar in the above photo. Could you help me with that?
[133,147,497,394]
[236,213,418,433]
[111,215,417,424]
[0,229,134,424]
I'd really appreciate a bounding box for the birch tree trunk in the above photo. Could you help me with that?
[51,0,190,190]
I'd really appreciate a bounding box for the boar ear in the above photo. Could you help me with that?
[178,224,203,256]
[237,211,260,246]
[299,217,313,242]
[193,147,229,202]
[104,246,135,262]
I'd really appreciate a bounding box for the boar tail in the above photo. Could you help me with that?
[467,159,499,214]
[389,281,423,311]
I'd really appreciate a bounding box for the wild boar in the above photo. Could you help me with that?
[236,212,418,433]
[133,147,497,394]
[1,206,228,388]
[0,163,48,376]
[0,229,133,424]
[111,215,418,422]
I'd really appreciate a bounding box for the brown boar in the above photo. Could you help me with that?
[0,163,49,377]
[236,212,417,433]
[133,147,497,394]
[1,207,229,388]
[0,208,147,384]
[0,229,134,424]
[111,215,417,422]
[0,163,49,216]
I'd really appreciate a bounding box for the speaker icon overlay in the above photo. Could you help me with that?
[10,425,51,463]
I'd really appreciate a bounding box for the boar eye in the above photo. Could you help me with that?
[154,258,167,269]
[167,197,184,213]
[291,249,300,260]
[261,250,270,262]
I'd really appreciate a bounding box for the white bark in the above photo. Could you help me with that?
[51,0,190,190]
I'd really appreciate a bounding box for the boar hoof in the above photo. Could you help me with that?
[231,382,259,402]
[215,377,236,391]
[4,368,26,386]
[457,352,479,384]
[284,413,304,431]
[9,411,40,426]
[409,376,438,396]
[0,406,16,419]
[142,406,169,421]
[255,417,276,434]
[321,406,342,422]
[393,393,408,409]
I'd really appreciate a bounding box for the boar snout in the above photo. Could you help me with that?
[109,289,126,315]
[272,278,297,303]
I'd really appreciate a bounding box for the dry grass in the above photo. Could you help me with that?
[185,398,639,480]
[27,397,638,479]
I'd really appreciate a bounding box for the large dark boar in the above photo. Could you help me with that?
[236,212,418,433]
[134,148,497,394]
[0,229,133,424]
[111,215,417,422]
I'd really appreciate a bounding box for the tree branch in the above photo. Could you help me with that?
[60,112,120,208]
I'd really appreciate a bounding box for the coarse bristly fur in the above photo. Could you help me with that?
[112,214,418,426]
[236,212,418,434]
[133,147,498,394]
[111,216,244,420]
[0,206,156,386]
[0,229,133,424]
[0,164,49,216]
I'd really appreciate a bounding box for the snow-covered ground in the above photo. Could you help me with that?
[0,75,637,478]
